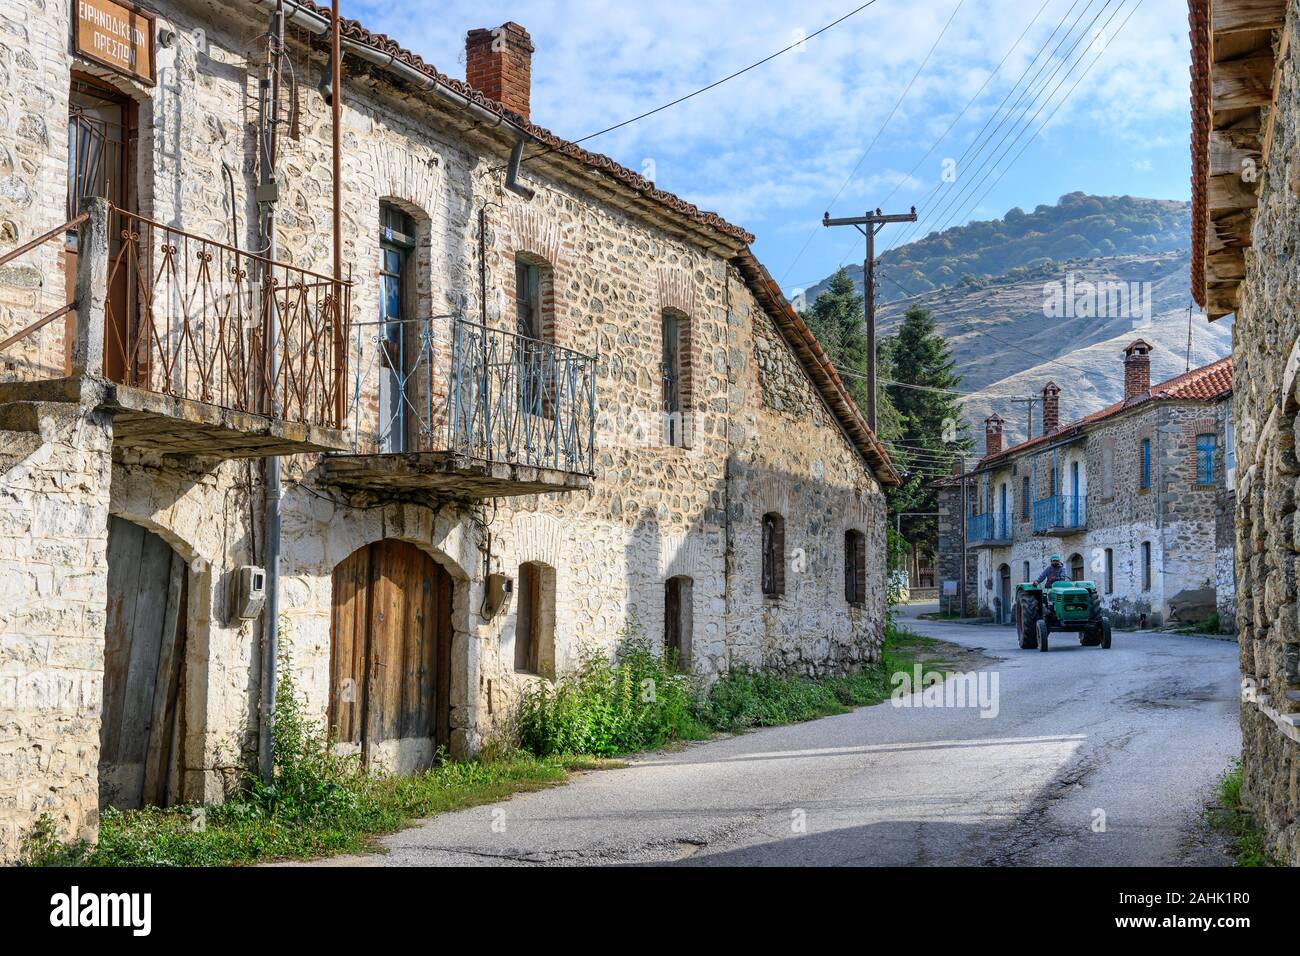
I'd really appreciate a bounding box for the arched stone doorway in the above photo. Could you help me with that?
[100,516,189,809]
[329,539,453,771]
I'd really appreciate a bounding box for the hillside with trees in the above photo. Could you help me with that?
[802,193,1191,304]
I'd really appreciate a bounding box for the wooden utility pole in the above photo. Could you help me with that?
[1009,395,1040,441]
[822,206,917,433]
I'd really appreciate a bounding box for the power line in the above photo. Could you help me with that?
[519,0,883,170]
[883,0,1092,252]
[824,0,1054,271]
[926,0,1132,239]
[779,0,966,284]
[949,0,1146,237]
[893,0,1110,249]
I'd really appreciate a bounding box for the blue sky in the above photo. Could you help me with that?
[340,0,1192,299]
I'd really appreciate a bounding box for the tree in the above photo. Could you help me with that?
[881,304,971,565]
[801,269,903,445]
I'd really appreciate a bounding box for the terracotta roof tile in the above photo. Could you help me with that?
[974,355,1232,468]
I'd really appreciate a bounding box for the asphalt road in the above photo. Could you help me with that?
[317,604,1241,866]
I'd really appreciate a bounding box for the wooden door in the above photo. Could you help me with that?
[67,75,136,382]
[100,517,188,809]
[329,540,452,770]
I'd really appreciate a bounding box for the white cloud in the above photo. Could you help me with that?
[343,0,1192,273]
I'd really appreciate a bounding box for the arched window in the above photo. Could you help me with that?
[1141,541,1152,590]
[762,513,785,597]
[844,530,866,605]
[515,561,556,677]
[664,576,693,669]
[661,309,692,447]
[1069,553,1084,581]
[1104,548,1114,593]
[1022,560,1031,583]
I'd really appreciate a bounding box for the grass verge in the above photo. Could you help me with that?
[519,621,953,750]
[1206,761,1278,866]
[23,621,954,866]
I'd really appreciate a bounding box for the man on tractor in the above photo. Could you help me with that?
[1035,554,1071,587]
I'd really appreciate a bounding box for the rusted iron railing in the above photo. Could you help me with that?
[103,207,351,428]
[0,213,87,358]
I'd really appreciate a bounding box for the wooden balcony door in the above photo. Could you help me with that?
[67,74,137,381]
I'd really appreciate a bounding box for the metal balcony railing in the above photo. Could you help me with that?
[449,319,597,474]
[1032,494,1086,533]
[968,512,1012,543]
[102,206,352,428]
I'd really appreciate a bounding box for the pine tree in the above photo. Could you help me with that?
[881,304,971,565]
[801,269,903,443]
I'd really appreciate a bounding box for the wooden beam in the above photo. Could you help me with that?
[1212,0,1287,35]
[1209,128,1262,177]
[1211,50,1276,111]
[1206,248,1247,281]
[1208,170,1260,210]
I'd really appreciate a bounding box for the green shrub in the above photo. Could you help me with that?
[517,635,707,757]
[1207,761,1278,866]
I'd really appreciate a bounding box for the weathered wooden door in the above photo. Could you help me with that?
[100,517,188,810]
[329,540,452,771]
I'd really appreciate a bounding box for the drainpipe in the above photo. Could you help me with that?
[257,1,285,786]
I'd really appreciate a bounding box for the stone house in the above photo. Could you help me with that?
[0,0,897,858]
[1188,0,1299,863]
[934,344,1233,630]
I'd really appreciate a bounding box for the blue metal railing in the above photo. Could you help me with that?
[968,512,1011,543]
[449,319,597,474]
[1032,494,1086,532]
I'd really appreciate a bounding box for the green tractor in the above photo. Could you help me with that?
[1014,579,1112,653]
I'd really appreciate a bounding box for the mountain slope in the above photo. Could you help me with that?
[800,195,1230,449]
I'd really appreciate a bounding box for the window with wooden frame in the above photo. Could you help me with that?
[761,513,785,597]
[1021,476,1030,517]
[1139,438,1152,490]
[514,562,556,677]
[844,530,867,605]
[661,310,690,447]
[514,254,554,417]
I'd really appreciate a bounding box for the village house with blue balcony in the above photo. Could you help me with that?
[937,341,1234,630]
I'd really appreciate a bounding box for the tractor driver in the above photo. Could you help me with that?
[1035,554,1071,587]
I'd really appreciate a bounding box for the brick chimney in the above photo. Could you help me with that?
[1042,381,1061,434]
[1123,338,1152,401]
[466,23,535,121]
[984,413,1004,458]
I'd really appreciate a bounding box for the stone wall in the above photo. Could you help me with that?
[1231,0,1300,866]
[0,391,112,857]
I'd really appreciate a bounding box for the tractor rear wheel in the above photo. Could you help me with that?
[1036,619,1049,652]
[1017,594,1041,649]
